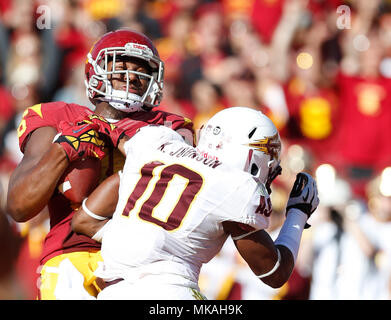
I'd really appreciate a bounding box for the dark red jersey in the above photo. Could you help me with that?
[335,72,391,168]
[17,101,194,264]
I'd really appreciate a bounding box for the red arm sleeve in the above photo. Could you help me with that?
[17,102,93,153]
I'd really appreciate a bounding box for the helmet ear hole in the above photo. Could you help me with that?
[251,163,259,176]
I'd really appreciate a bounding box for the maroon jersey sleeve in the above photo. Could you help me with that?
[117,110,195,143]
[160,111,194,133]
[17,102,93,153]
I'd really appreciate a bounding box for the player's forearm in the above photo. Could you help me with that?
[72,209,109,238]
[233,230,295,288]
[83,172,120,216]
[72,173,119,238]
[7,143,69,222]
[258,245,294,288]
[230,208,308,288]
[260,209,308,287]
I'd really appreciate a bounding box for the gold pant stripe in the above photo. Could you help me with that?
[39,251,102,300]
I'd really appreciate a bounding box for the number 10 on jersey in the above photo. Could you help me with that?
[121,161,204,231]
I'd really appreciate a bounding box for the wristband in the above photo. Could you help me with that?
[231,229,259,241]
[82,198,108,221]
[257,248,281,279]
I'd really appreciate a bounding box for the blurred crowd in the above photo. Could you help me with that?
[0,0,391,300]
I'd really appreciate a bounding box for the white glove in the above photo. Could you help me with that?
[286,172,319,228]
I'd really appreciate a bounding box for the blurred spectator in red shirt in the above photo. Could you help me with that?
[333,0,391,197]
[251,0,284,44]
[284,16,340,166]
[0,84,14,134]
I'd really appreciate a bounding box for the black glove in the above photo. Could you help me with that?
[286,172,319,228]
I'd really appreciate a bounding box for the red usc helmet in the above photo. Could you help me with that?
[85,29,164,112]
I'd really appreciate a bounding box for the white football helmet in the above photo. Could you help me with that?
[197,107,282,186]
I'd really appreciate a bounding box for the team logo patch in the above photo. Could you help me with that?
[246,133,281,160]
[124,42,153,58]
[63,129,105,151]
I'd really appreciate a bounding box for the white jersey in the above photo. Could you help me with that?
[97,126,270,291]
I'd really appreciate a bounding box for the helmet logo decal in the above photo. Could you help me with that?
[213,126,221,135]
[124,42,153,59]
[247,133,281,160]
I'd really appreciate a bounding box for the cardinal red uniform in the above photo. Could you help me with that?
[17,101,194,298]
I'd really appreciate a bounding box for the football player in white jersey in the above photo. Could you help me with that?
[72,106,319,300]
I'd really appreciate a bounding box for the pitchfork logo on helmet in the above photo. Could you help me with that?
[197,107,282,185]
[247,133,281,162]
[85,29,164,113]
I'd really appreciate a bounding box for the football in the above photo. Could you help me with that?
[57,157,102,204]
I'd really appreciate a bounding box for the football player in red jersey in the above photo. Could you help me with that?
[6,29,194,299]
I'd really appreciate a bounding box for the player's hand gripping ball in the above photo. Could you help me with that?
[54,119,105,203]
[54,120,107,162]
